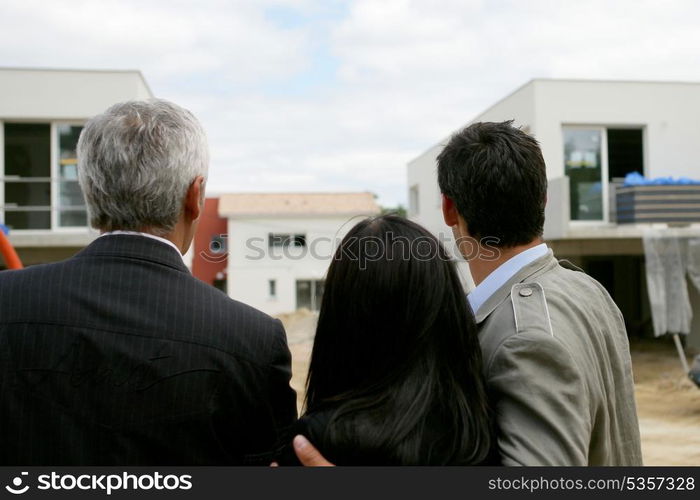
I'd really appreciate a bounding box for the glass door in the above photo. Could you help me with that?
[563,127,607,221]
[296,279,324,311]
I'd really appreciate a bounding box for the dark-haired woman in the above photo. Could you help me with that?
[277,215,496,465]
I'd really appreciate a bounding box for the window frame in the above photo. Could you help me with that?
[295,278,324,311]
[53,121,88,231]
[1,120,52,231]
[562,124,646,225]
[268,232,307,249]
[0,119,89,233]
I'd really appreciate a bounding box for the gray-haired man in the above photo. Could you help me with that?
[0,100,297,465]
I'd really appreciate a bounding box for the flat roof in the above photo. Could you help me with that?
[0,66,153,97]
[408,77,700,164]
[219,192,381,217]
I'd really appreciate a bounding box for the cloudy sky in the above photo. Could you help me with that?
[1,0,699,206]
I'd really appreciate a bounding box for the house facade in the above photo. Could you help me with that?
[219,192,380,315]
[407,79,700,349]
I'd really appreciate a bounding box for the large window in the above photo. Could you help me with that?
[563,126,643,222]
[2,122,86,230]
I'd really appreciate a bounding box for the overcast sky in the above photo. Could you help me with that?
[1,0,699,206]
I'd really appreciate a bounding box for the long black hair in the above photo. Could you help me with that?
[304,215,493,465]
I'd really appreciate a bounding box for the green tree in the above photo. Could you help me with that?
[380,204,407,217]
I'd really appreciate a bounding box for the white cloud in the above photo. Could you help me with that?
[0,0,309,83]
[1,0,700,206]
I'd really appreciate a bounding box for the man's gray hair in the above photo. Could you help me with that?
[77,99,209,235]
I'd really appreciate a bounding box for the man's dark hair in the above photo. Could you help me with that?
[437,120,547,248]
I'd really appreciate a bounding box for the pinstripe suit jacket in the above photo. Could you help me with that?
[0,234,297,465]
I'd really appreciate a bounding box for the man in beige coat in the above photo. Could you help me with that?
[293,121,642,466]
[437,121,642,465]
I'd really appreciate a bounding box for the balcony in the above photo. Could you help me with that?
[544,177,700,243]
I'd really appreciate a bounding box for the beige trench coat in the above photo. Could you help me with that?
[475,250,643,465]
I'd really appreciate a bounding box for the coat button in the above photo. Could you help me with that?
[519,287,533,297]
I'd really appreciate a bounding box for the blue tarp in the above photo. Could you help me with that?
[0,223,8,236]
[624,171,700,186]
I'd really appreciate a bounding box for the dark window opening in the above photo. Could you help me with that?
[580,255,651,338]
[607,129,643,180]
[269,233,307,248]
[3,123,51,230]
[4,123,51,178]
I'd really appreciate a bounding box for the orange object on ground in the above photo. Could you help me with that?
[0,230,23,269]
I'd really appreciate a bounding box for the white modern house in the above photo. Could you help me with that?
[0,67,154,266]
[219,192,380,315]
[408,79,700,349]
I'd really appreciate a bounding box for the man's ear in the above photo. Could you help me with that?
[184,176,205,222]
[442,194,459,227]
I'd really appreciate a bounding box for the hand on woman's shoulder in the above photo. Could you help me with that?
[274,411,333,466]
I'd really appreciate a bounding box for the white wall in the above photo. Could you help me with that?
[0,69,153,119]
[408,79,700,245]
[543,176,570,240]
[226,215,362,315]
[471,80,536,133]
[533,79,700,181]
[406,143,447,245]
[406,81,536,289]
[406,144,475,290]
[407,81,536,238]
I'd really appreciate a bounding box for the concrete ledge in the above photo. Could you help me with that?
[8,231,98,248]
[14,247,85,266]
[563,223,700,240]
[548,238,644,257]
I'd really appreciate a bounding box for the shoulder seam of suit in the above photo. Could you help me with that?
[74,252,190,274]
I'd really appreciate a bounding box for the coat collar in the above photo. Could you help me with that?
[473,249,558,324]
[74,234,190,274]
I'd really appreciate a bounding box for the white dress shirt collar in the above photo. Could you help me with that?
[467,243,549,315]
[99,230,183,259]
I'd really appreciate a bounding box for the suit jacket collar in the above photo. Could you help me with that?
[75,234,190,274]
[474,249,558,324]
